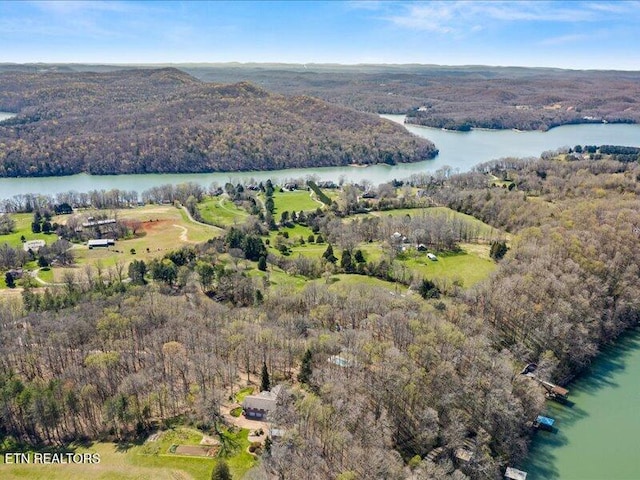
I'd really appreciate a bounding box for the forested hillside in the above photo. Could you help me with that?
[0,68,436,177]
[182,64,640,131]
[1,151,639,479]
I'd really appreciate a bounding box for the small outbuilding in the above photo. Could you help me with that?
[88,239,115,249]
[427,253,438,261]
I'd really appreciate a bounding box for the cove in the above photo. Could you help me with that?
[522,329,640,479]
[0,114,639,202]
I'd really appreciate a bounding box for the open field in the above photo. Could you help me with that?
[0,426,255,480]
[50,205,222,283]
[0,213,57,249]
[273,189,322,213]
[197,196,249,227]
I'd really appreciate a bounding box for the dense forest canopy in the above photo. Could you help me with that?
[2,63,639,133]
[0,68,436,177]
[179,64,640,131]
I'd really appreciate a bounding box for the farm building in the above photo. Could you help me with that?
[23,239,46,252]
[82,218,116,228]
[242,385,282,420]
[88,239,115,249]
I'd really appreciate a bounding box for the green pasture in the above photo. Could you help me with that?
[0,213,57,249]
[273,189,322,213]
[399,245,496,288]
[197,196,249,227]
[0,426,255,480]
[50,205,221,283]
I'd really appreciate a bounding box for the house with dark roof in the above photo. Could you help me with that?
[242,385,282,420]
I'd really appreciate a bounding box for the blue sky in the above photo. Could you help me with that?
[1,1,639,69]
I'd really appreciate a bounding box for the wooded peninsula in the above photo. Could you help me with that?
[0,68,436,177]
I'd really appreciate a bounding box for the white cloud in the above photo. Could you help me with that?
[383,1,640,33]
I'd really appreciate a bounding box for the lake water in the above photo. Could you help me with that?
[522,329,640,479]
[1,113,640,200]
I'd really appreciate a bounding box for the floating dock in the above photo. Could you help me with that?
[533,415,555,431]
[525,373,570,401]
[505,466,528,480]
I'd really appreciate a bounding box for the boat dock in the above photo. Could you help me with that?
[524,372,570,401]
[505,466,528,479]
[533,415,555,431]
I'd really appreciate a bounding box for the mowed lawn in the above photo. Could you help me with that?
[401,244,496,288]
[265,229,495,289]
[51,205,223,282]
[0,213,56,249]
[273,190,322,214]
[0,427,255,480]
[197,196,249,227]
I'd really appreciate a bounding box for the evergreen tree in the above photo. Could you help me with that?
[128,260,147,285]
[340,249,354,273]
[264,435,272,455]
[5,272,16,288]
[354,249,366,264]
[38,255,49,268]
[297,349,313,385]
[490,241,508,260]
[419,279,440,299]
[211,460,232,480]
[322,244,337,264]
[260,361,270,392]
[242,235,266,261]
[257,255,267,271]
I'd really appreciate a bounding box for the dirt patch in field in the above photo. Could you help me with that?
[141,219,174,233]
[173,445,218,457]
[200,435,220,446]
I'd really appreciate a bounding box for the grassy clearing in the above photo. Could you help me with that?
[0,213,57,249]
[234,387,255,403]
[36,268,54,284]
[51,205,222,282]
[197,196,249,227]
[0,426,256,480]
[400,246,496,288]
[273,190,321,213]
[323,273,409,294]
[263,226,495,289]
[249,267,308,290]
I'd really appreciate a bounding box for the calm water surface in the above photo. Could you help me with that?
[1,114,639,200]
[523,329,640,479]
